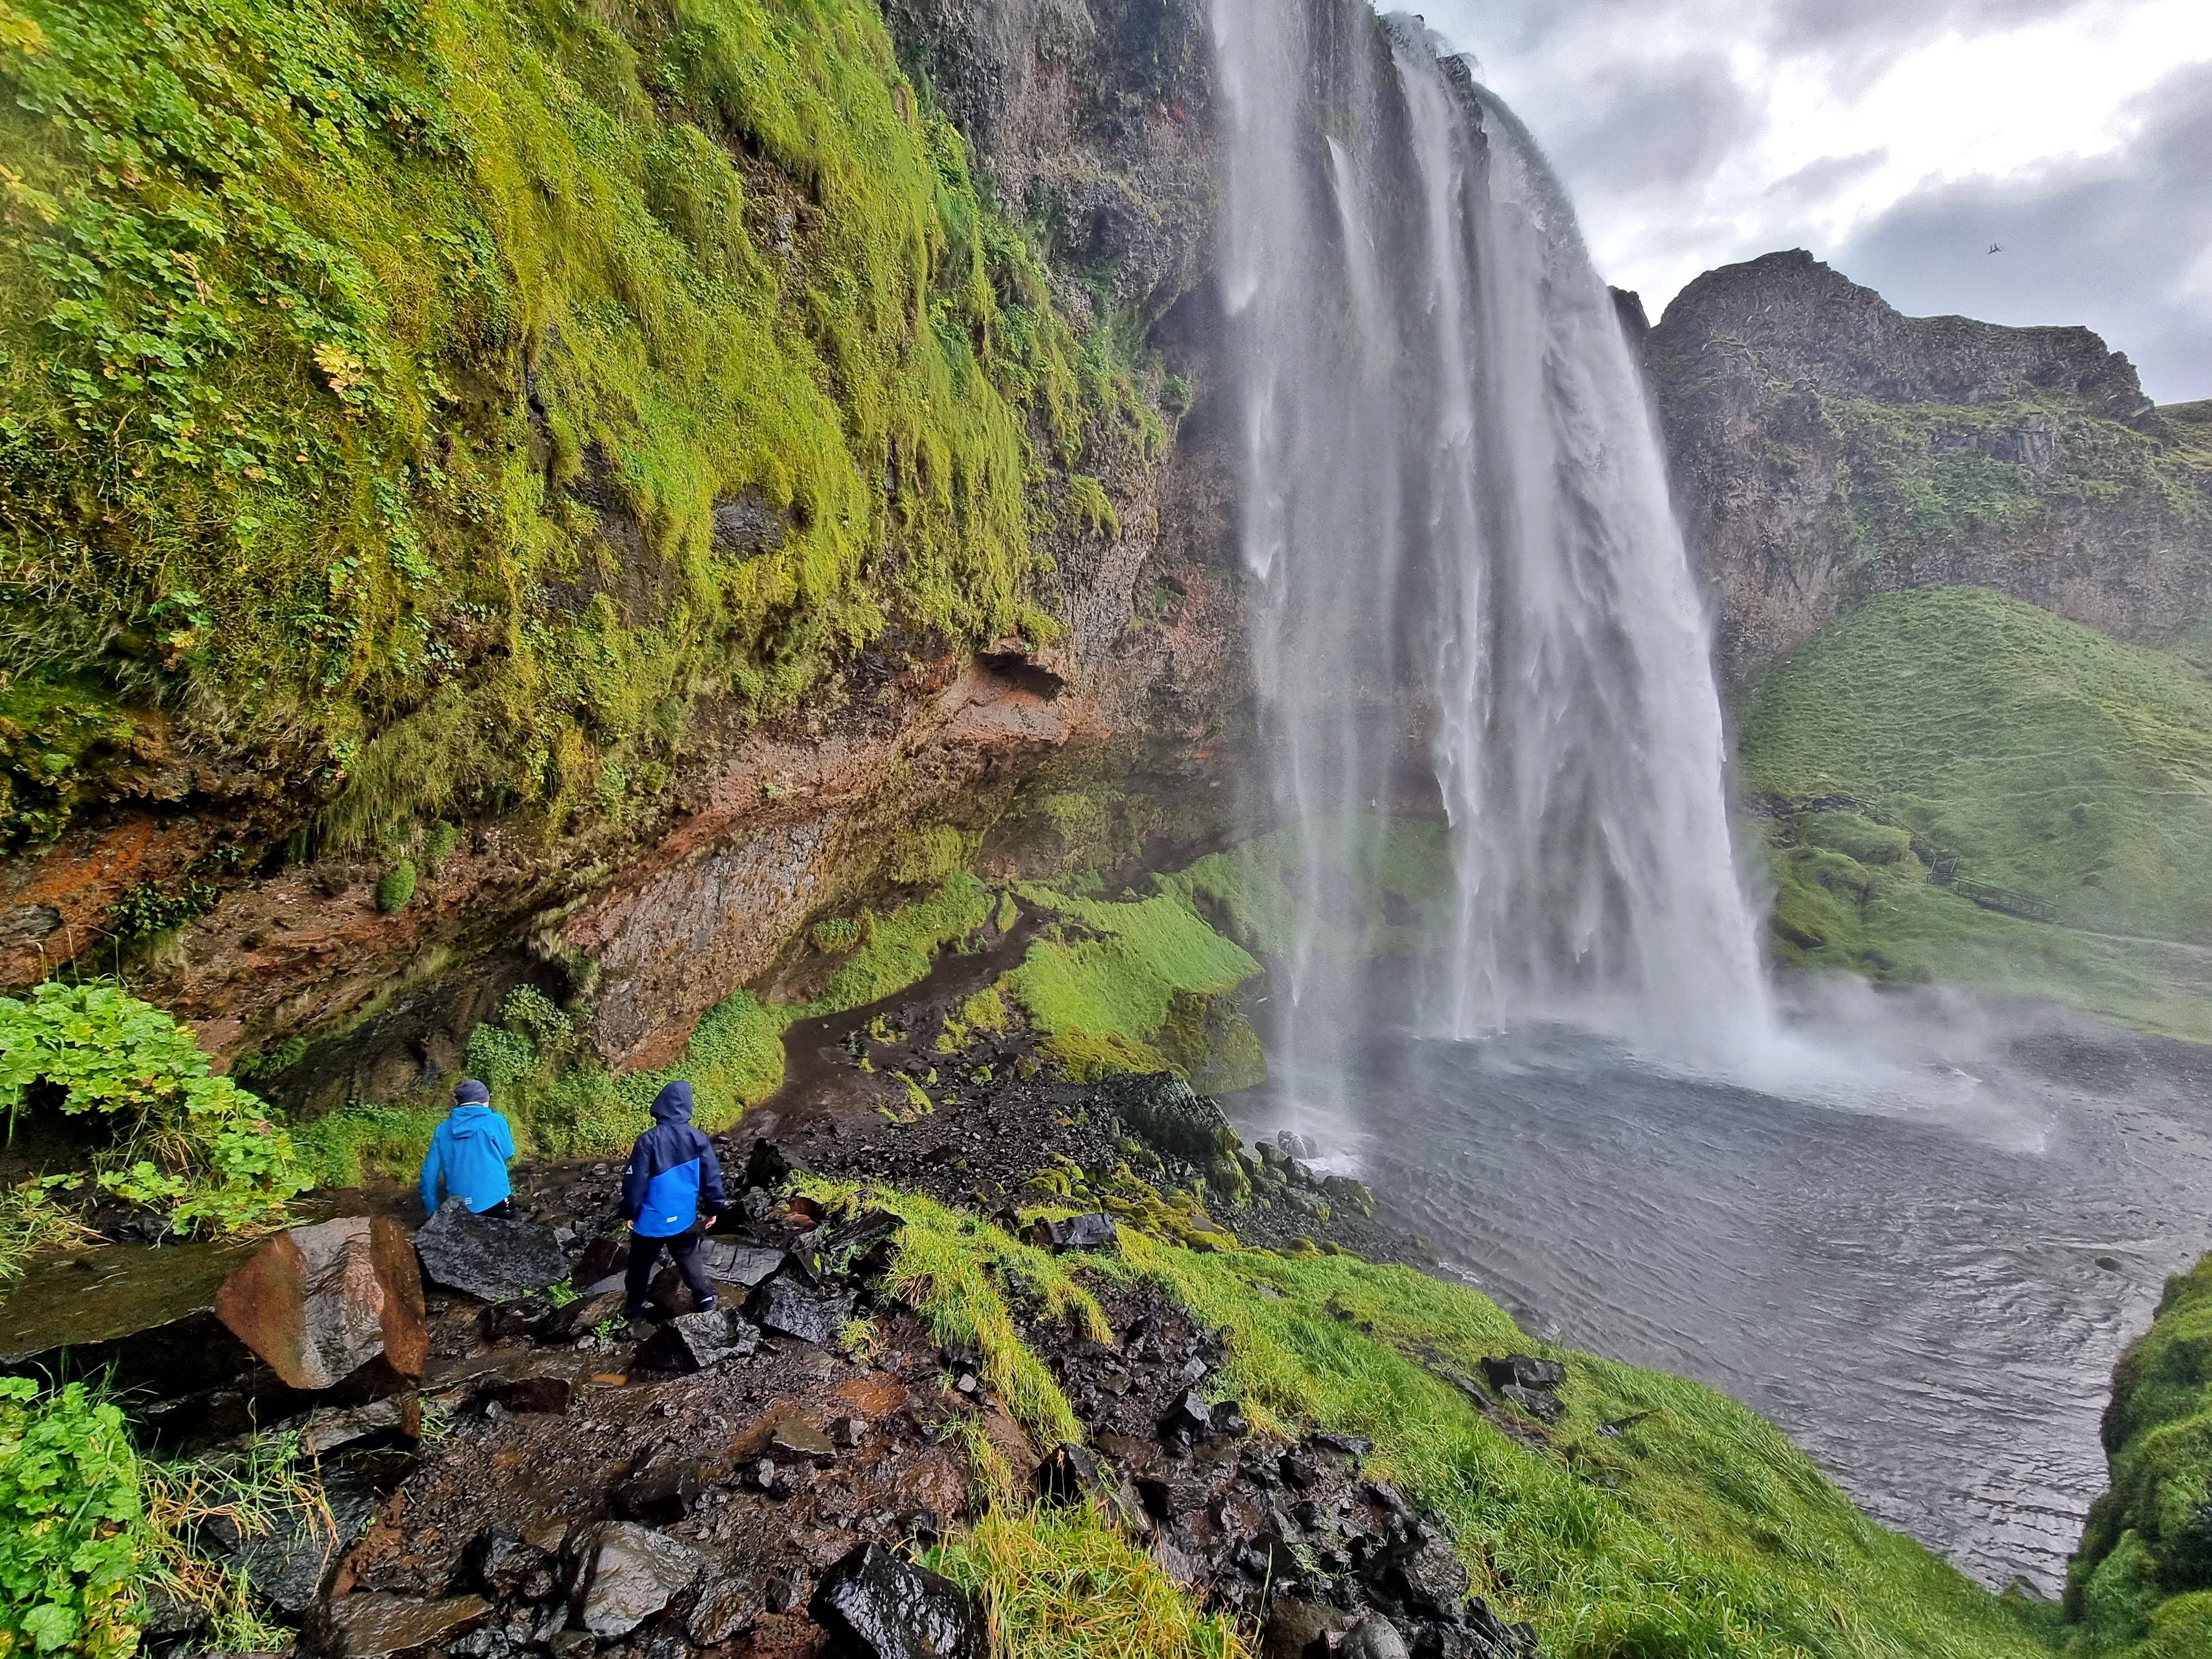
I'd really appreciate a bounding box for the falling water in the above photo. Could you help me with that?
[1212,2,1773,1088]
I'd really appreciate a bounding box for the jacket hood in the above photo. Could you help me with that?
[446,1102,501,1139]
[650,1081,695,1125]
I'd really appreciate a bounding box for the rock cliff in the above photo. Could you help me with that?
[0,0,1242,1087]
[1648,250,2212,686]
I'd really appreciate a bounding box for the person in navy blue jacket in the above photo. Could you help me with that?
[620,1080,727,1320]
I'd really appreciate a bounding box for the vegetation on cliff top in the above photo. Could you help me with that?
[0,0,1152,854]
[1740,586,2212,1037]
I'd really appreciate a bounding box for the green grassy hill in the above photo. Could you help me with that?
[1737,586,2212,1039]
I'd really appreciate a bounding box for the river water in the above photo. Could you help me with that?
[1234,987,2212,1593]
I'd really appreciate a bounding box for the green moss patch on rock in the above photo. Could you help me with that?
[2065,1251,2212,1656]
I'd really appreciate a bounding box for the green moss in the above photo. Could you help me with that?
[886,823,976,888]
[1011,885,1260,1079]
[372,858,417,912]
[1798,810,1911,866]
[0,678,135,849]
[788,873,995,1017]
[0,0,1146,848]
[2067,1252,2212,1650]
[1162,815,1453,961]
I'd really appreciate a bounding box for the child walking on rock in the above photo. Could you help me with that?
[620,1079,726,1321]
[419,1078,517,1217]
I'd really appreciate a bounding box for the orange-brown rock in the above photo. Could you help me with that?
[215,1215,429,1392]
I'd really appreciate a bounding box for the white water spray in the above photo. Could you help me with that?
[1213,3,1773,1081]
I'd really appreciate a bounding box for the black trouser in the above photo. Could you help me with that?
[625,1229,711,1314]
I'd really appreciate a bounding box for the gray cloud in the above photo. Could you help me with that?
[1836,61,2212,402]
[1545,54,1760,191]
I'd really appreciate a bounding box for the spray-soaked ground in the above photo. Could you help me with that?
[1232,991,2212,1593]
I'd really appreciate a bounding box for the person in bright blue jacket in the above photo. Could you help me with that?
[419,1078,517,1217]
[621,1081,727,1319]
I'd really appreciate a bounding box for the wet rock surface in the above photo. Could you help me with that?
[215,1215,429,1391]
[416,1200,569,1302]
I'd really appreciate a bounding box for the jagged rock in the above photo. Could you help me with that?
[747,1276,855,1346]
[638,1307,760,1371]
[1344,1616,1412,1659]
[1027,1212,1119,1251]
[573,1231,629,1283]
[483,1375,571,1415]
[464,1528,552,1599]
[214,1215,429,1391]
[811,1540,984,1659]
[1159,1388,1213,1441]
[1368,1536,1470,1619]
[301,1593,490,1659]
[478,1296,552,1344]
[688,1578,761,1646]
[414,1199,567,1302]
[1036,1442,1109,1504]
[1497,1384,1564,1424]
[566,1522,707,1638]
[1321,1175,1375,1218]
[1480,1355,1564,1392]
[609,1457,703,1524]
[698,1239,787,1288]
[536,1290,625,1343]
[769,1415,837,1460]
[1094,1073,1241,1163]
[1264,1598,1353,1659]
[204,1468,378,1614]
[745,1139,793,1191]
[141,1589,210,1645]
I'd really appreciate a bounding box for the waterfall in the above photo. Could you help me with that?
[1212,2,1773,1083]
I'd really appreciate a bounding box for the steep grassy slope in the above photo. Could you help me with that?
[1739,586,2212,1036]
[0,0,1147,853]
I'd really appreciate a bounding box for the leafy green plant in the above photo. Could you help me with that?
[0,1377,145,1659]
[0,980,309,1233]
[373,859,417,912]
[106,879,216,941]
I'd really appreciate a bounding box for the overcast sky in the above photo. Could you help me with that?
[1410,0,2212,403]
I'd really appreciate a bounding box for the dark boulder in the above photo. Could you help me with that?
[745,1139,793,1191]
[1264,1598,1353,1659]
[1341,1616,1411,1659]
[747,1276,855,1347]
[214,1215,429,1391]
[1095,1073,1241,1163]
[698,1239,788,1288]
[414,1199,566,1302]
[1497,1384,1563,1424]
[477,1297,552,1344]
[638,1307,759,1371]
[1027,1213,1119,1252]
[301,1593,490,1659]
[1035,1442,1110,1505]
[609,1457,705,1524]
[810,1540,984,1659]
[1367,1536,1470,1620]
[565,1522,707,1639]
[1159,1389,1213,1441]
[204,1467,377,1614]
[463,1528,553,1600]
[535,1290,625,1344]
[572,1230,629,1284]
[1479,1355,1564,1392]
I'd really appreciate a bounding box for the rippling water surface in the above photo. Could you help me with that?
[1233,994,2212,1591]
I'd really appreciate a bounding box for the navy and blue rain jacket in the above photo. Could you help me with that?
[622,1081,726,1238]
[419,1098,515,1215]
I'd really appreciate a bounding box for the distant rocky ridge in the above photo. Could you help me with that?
[1645,249,2212,686]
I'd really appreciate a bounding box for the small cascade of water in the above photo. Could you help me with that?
[1211,2,1773,1093]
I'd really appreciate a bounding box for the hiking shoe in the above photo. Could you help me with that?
[697,1296,718,1313]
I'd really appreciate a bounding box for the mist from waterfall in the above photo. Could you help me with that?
[1211,2,1774,1098]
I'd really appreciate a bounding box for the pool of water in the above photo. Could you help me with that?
[1232,990,2212,1592]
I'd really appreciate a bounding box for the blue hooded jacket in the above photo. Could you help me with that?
[622,1081,726,1238]
[419,1083,515,1215]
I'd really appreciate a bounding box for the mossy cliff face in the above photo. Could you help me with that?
[1648,250,2212,687]
[0,0,1249,1070]
[2066,1250,2212,1657]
